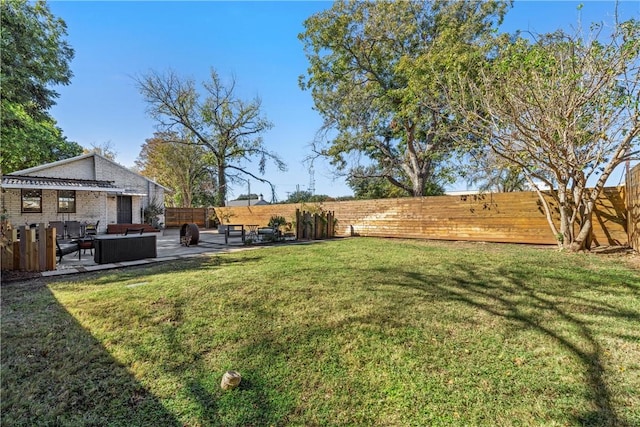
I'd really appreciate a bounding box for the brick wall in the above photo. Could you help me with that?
[2,189,108,232]
[5,154,166,229]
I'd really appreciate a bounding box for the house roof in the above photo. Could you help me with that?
[226,194,270,207]
[2,175,123,192]
[9,152,171,192]
[226,198,270,207]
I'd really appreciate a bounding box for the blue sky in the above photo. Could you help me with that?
[48,1,639,201]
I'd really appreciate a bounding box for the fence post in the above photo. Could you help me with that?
[38,223,46,271]
[24,228,37,271]
[12,241,19,269]
[46,228,56,271]
[306,211,313,240]
[18,226,27,271]
[328,211,335,237]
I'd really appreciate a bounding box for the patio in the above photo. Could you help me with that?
[46,228,252,277]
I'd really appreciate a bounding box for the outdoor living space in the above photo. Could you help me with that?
[50,228,249,274]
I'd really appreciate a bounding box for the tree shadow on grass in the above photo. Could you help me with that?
[76,253,267,287]
[1,279,180,427]
[373,261,638,427]
[123,289,280,427]
[12,253,276,426]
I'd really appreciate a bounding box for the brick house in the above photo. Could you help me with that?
[1,153,168,233]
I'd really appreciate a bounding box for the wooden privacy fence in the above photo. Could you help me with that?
[210,187,628,247]
[1,224,57,272]
[628,164,640,250]
[164,207,208,228]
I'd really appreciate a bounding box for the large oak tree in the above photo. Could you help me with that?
[299,0,509,196]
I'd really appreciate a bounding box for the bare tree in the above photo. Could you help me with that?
[84,141,117,161]
[136,69,285,206]
[450,18,639,251]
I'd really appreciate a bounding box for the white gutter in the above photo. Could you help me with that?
[1,183,125,192]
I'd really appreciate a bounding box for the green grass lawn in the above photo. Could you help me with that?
[2,238,639,426]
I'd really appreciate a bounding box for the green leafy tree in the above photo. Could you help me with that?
[136,132,217,207]
[0,0,81,173]
[1,102,82,173]
[299,0,508,197]
[235,194,259,201]
[346,165,436,199]
[136,69,286,206]
[451,17,640,251]
[284,190,331,203]
[462,150,528,193]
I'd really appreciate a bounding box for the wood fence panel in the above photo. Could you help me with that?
[46,228,56,271]
[593,187,628,247]
[38,223,46,270]
[212,187,628,246]
[164,208,207,228]
[1,226,60,272]
[19,226,27,271]
[628,165,640,250]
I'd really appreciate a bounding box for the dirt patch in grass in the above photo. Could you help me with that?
[591,246,640,269]
[1,269,42,283]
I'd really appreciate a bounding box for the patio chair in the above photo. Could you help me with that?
[85,220,99,236]
[66,220,83,239]
[49,221,66,239]
[77,236,94,256]
[56,239,80,262]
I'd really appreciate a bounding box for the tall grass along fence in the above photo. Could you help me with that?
[1,223,56,272]
[627,163,640,250]
[205,187,628,247]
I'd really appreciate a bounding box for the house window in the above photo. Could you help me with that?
[58,190,76,213]
[21,189,42,213]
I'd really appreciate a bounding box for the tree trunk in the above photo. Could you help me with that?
[216,163,227,207]
[557,189,573,250]
[570,200,595,251]
[571,219,593,251]
[412,175,425,197]
[530,182,562,249]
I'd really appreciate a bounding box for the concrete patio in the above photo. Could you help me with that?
[43,228,254,277]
